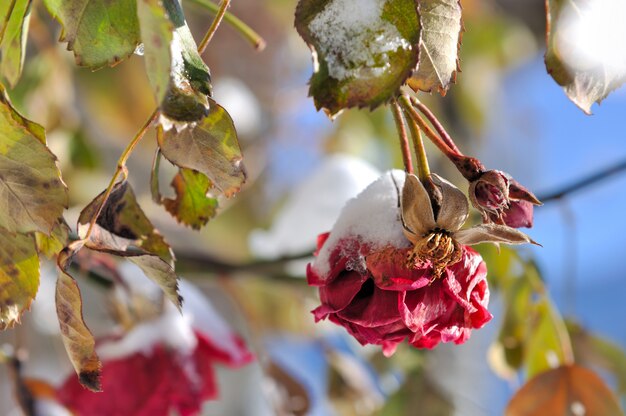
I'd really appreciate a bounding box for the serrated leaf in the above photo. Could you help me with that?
[0,85,68,234]
[159,99,246,197]
[35,218,70,259]
[545,0,626,114]
[163,168,218,230]
[407,0,461,95]
[295,0,421,116]
[158,0,212,123]
[0,0,32,87]
[78,181,174,265]
[0,228,38,330]
[77,181,181,310]
[42,0,140,68]
[506,365,623,416]
[55,267,101,392]
[136,0,174,106]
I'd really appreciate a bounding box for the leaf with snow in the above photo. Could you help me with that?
[159,99,246,198]
[42,0,140,68]
[0,85,68,235]
[35,218,70,259]
[506,365,623,416]
[0,229,38,330]
[78,181,174,265]
[545,0,626,114]
[0,0,32,86]
[155,0,213,124]
[295,0,421,116]
[408,0,462,94]
[163,168,218,230]
[55,266,101,392]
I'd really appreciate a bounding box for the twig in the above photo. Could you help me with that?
[0,0,17,45]
[404,109,430,181]
[410,96,462,155]
[391,100,413,174]
[198,0,231,54]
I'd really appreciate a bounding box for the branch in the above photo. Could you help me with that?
[538,158,626,202]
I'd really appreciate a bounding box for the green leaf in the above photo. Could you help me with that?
[158,0,213,123]
[506,365,623,416]
[377,370,453,416]
[78,181,174,265]
[0,85,68,234]
[77,181,181,310]
[0,228,38,330]
[136,0,174,106]
[35,218,70,259]
[295,0,421,116]
[163,168,218,230]
[0,0,32,87]
[42,0,140,69]
[159,99,246,197]
[545,0,626,114]
[407,0,461,95]
[55,264,101,392]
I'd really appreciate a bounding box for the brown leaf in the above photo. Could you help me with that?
[55,266,101,392]
[506,365,624,416]
[0,85,68,234]
[159,99,246,198]
[545,0,626,114]
[408,0,462,94]
[0,228,39,330]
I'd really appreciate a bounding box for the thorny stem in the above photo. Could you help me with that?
[188,0,266,50]
[0,0,17,45]
[410,96,462,155]
[198,0,231,54]
[398,95,460,161]
[391,100,414,174]
[405,112,430,181]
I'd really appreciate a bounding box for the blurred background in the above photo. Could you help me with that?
[1,0,625,414]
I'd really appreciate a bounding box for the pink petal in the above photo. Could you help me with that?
[367,247,431,291]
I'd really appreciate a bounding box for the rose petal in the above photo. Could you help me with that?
[399,282,456,333]
[317,271,368,314]
[366,247,431,291]
[336,281,403,327]
[430,174,469,231]
[500,200,535,228]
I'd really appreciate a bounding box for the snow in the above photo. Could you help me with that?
[249,154,381,259]
[308,0,412,81]
[313,170,410,276]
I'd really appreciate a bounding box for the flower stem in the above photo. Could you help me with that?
[405,111,430,181]
[391,100,414,174]
[188,0,266,50]
[410,96,462,155]
[198,0,231,54]
[399,95,460,161]
[82,111,158,242]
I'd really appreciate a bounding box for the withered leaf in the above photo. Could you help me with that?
[55,267,101,392]
[42,0,140,69]
[545,0,626,114]
[295,0,421,116]
[159,99,246,198]
[126,253,182,311]
[408,0,462,94]
[0,228,38,330]
[35,218,70,259]
[506,365,623,416]
[78,181,173,265]
[0,85,68,234]
[0,0,32,87]
[163,168,218,230]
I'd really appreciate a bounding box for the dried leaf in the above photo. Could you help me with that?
[35,218,70,259]
[408,0,462,94]
[506,365,623,416]
[159,99,246,197]
[42,0,140,68]
[0,229,38,330]
[545,0,626,114]
[78,181,182,310]
[78,181,173,265]
[0,85,68,234]
[295,0,421,116]
[0,0,32,87]
[55,267,101,392]
[163,168,218,230]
